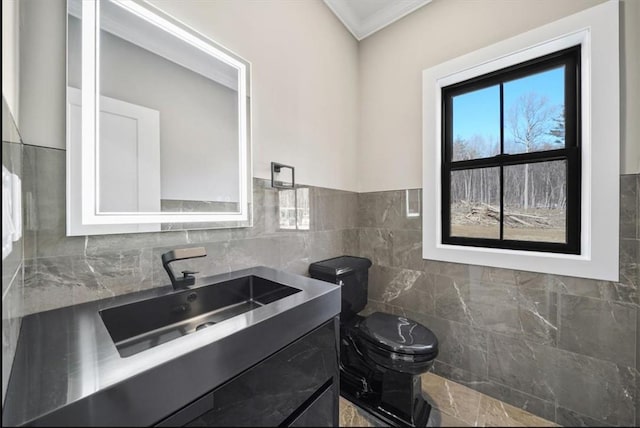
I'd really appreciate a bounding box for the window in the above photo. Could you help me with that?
[441,47,580,254]
[421,1,620,281]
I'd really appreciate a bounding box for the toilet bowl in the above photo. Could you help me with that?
[309,256,438,427]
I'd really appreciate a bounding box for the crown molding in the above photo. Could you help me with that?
[324,0,432,41]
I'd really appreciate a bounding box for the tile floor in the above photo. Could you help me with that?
[339,373,558,427]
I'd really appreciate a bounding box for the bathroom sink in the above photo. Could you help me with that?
[100,275,301,357]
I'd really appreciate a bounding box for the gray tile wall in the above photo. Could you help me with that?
[9,140,639,427]
[20,144,358,315]
[356,178,639,427]
[2,99,24,406]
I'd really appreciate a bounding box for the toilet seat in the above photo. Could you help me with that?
[356,312,438,358]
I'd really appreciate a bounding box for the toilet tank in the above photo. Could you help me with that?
[309,256,372,321]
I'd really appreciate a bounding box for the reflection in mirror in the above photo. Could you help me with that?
[405,189,421,218]
[67,0,251,235]
[69,0,239,214]
[278,188,310,230]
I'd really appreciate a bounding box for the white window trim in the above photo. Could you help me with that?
[422,0,619,281]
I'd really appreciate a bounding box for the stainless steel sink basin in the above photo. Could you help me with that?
[100,275,301,357]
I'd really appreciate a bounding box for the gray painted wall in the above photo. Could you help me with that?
[18,0,66,151]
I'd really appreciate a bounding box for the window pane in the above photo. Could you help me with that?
[450,167,500,239]
[504,66,565,154]
[503,161,567,243]
[452,86,500,161]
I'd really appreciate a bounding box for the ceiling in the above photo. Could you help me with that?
[323,0,432,41]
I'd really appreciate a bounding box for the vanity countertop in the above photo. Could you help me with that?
[2,266,340,427]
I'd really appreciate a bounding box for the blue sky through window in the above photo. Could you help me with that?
[452,67,565,158]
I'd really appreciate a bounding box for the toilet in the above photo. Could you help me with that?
[309,256,438,427]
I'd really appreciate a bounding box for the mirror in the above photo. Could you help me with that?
[66,0,251,235]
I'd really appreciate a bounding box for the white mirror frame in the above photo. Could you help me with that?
[67,0,251,233]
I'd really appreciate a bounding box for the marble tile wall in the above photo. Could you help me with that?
[20,144,358,315]
[355,178,639,427]
[2,98,24,405]
[11,139,639,428]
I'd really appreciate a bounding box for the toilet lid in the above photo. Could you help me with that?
[357,312,438,356]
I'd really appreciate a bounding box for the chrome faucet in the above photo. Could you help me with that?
[161,247,207,290]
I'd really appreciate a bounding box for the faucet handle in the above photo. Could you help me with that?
[161,247,207,290]
[180,270,198,287]
[182,270,199,278]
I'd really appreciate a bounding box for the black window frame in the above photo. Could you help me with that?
[441,45,581,254]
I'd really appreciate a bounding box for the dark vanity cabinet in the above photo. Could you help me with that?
[3,267,341,427]
[156,319,339,427]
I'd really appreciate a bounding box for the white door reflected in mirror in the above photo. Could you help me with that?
[66,0,251,235]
